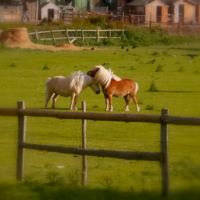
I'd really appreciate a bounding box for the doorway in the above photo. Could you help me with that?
[157,6,162,22]
[48,9,54,19]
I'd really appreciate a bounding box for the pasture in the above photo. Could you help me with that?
[0,42,200,196]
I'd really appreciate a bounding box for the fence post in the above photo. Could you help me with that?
[109,28,111,38]
[66,28,69,43]
[111,12,113,21]
[16,101,26,180]
[97,26,99,42]
[192,26,196,38]
[82,29,84,41]
[122,12,124,25]
[82,101,87,186]
[121,28,124,38]
[150,13,152,31]
[35,30,38,39]
[51,30,55,42]
[161,109,169,196]
[131,14,133,25]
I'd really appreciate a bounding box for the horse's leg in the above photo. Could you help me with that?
[104,94,109,111]
[45,92,52,109]
[108,95,113,112]
[52,93,59,109]
[130,92,140,112]
[69,93,75,110]
[124,95,131,111]
[73,95,78,110]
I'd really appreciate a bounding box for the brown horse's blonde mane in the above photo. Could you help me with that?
[93,65,121,89]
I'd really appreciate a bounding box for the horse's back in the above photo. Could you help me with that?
[107,78,137,97]
[46,76,74,97]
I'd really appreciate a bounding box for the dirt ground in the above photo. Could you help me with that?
[0,27,94,51]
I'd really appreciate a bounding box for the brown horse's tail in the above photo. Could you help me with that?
[135,82,139,94]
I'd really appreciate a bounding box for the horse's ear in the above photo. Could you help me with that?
[87,68,99,77]
[87,71,92,76]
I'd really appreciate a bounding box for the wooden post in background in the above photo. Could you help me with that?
[82,101,87,186]
[161,109,169,196]
[150,13,152,31]
[16,101,26,180]
[35,30,38,39]
[66,28,69,43]
[131,14,133,25]
[122,12,124,25]
[97,26,99,42]
[51,30,55,42]
[82,29,84,41]
[111,12,113,21]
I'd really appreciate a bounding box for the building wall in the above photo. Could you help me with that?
[0,1,37,21]
[41,3,60,19]
[184,3,195,22]
[198,4,200,23]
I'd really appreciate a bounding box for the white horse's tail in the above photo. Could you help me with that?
[45,78,52,102]
[135,82,139,94]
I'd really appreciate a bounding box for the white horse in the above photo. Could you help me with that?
[45,71,100,110]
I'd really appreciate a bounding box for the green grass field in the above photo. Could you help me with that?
[0,42,200,198]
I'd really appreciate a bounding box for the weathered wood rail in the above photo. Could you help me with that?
[1,106,200,125]
[1,101,200,196]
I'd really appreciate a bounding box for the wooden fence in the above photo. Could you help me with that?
[29,28,125,43]
[1,101,200,196]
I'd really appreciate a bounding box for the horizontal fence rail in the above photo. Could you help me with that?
[21,142,162,162]
[0,107,200,125]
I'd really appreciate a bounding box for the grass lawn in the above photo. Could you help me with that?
[0,42,200,196]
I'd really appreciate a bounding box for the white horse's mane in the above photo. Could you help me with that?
[69,70,92,90]
[92,65,121,89]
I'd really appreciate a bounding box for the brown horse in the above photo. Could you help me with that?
[87,65,140,112]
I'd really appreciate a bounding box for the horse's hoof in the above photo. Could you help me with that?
[74,107,78,110]
[105,109,109,111]
[137,107,140,112]
[125,109,129,112]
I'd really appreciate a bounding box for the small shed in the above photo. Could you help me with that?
[146,0,168,22]
[172,0,197,23]
[40,2,60,20]
[125,0,168,23]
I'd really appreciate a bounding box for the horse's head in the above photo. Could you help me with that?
[90,81,100,94]
[86,71,100,94]
[87,67,99,77]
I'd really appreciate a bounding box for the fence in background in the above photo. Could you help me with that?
[1,101,200,196]
[28,28,126,43]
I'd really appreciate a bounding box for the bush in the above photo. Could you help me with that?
[148,80,159,92]
[42,64,50,70]
[155,64,163,72]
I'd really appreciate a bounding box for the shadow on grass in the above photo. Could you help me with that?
[147,91,200,93]
[154,47,200,52]
[0,182,200,200]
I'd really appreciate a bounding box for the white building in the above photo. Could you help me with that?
[40,2,60,20]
